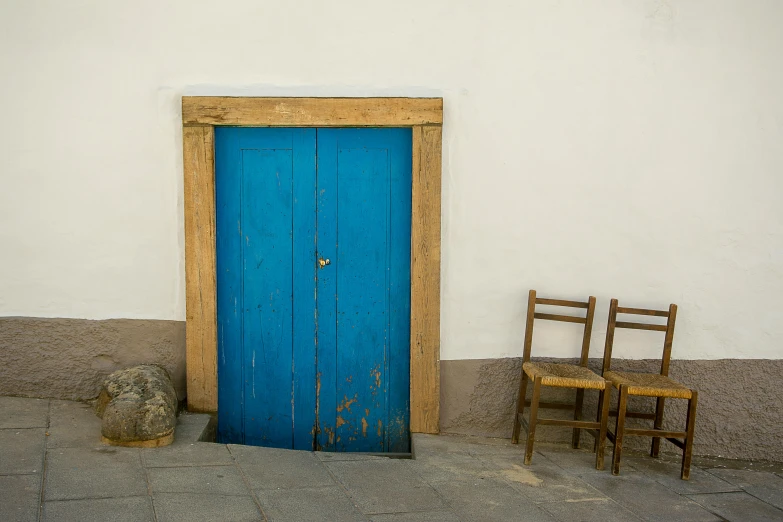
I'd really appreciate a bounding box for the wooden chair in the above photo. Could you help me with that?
[598,299,698,479]
[511,290,611,469]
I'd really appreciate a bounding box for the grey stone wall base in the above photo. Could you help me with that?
[440,357,783,462]
[0,317,185,401]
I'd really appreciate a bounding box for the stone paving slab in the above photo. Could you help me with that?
[152,493,263,522]
[432,476,557,522]
[230,444,336,490]
[0,428,46,474]
[532,443,639,475]
[316,451,389,462]
[42,496,154,522]
[255,485,367,522]
[142,441,235,468]
[147,465,249,496]
[413,433,516,457]
[0,397,49,429]
[464,440,537,457]
[411,434,471,456]
[0,473,41,522]
[46,400,102,449]
[327,459,444,515]
[44,446,147,501]
[368,510,462,521]
[705,467,783,510]
[405,449,493,484]
[629,456,741,495]
[688,491,783,522]
[480,452,608,503]
[171,413,212,444]
[538,498,643,522]
[579,472,722,521]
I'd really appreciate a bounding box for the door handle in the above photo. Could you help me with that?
[318,258,331,269]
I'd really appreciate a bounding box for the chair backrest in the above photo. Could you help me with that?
[522,290,597,367]
[601,298,678,377]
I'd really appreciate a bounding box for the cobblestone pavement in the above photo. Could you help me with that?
[2,396,782,521]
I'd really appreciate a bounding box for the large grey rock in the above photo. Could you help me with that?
[96,365,177,447]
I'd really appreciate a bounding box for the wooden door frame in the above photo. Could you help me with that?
[182,96,442,433]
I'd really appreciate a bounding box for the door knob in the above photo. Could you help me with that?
[318,258,331,268]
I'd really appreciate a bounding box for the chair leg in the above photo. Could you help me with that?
[511,372,529,444]
[612,385,628,475]
[593,388,605,453]
[572,388,585,449]
[651,397,666,457]
[524,376,542,465]
[595,386,611,470]
[681,391,698,480]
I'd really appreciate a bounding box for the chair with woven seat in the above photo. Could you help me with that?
[511,290,611,469]
[597,299,698,479]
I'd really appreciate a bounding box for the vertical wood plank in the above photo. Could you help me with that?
[386,129,414,452]
[410,125,442,434]
[214,127,243,441]
[334,141,391,452]
[241,145,296,448]
[291,129,318,450]
[183,125,217,412]
[315,128,339,450]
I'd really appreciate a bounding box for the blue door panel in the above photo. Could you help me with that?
[216,127,316,449]
[241,147,294,448]
[216,126,410,452]
[316,129,411,452]
[336,147,389,452]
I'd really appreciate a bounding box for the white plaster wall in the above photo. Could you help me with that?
[0,1,781,360]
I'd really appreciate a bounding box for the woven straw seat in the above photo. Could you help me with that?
[604,371,692,399]
[523,362,605,390]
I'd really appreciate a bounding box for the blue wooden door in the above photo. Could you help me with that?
[215,127,411,453]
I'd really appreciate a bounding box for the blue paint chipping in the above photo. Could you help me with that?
[216,127,411,452]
